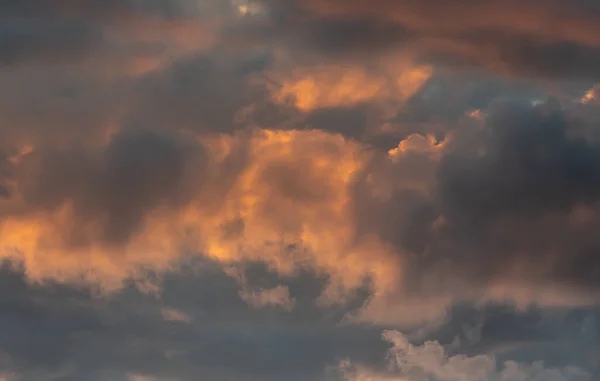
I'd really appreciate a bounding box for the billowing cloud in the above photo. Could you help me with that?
[3,99,600,326]
[0,127,396,300]
[266,58,432,112]
[339,330,591,381]
[1,0,600,380]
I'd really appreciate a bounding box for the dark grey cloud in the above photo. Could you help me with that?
[439,100,600,221]
[250,0,600,80]
[15,128,206,247]
[0,18,104,67]
[299,107,370,142]
[0,0,195,21]
[433,109,600,291]
[0,258,596,380]
[0,1,115,68]
[352,98,600,304]
[0,260,388,381]
[447,31,600,80]
[2,256,592,380]
[0,151,12,200]
[128,53,273,134]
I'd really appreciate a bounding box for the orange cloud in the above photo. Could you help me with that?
[266,57,432,112]
[161,307,193,323]
[0,129,402,304]
[582,85,599,104]
[3,125,599,326]
[191,129,403,303]
[0,205,179,292]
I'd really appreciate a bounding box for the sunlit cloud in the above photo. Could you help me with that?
[1,1,600,379]
[233,0,268,16]
[266,58,432,112]
[161,307,194,323]
[581,86,599,104]
[339,330,591,381]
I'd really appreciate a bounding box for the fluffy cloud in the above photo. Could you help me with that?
[266,58,432,112]
[0,127,394,296]
[339,330,592,381]
[1,0,600,380]
[2,98,600,326]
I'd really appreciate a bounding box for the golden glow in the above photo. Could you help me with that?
[0,129,402,302]
[7,144,34,165]
[2,126,597,324]
[466,109,486,120]
[268,62,432,112]
[194,129,402,301]
[582,86,598,104]
[387,133,441,160]
[234,0,266,16]
[272,68,383,111]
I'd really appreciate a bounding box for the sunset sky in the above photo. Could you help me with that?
[0,1,599,380]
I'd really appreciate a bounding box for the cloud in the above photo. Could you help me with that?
[0,17,103,67]
[3,98,600,327]
[582,85,600,104]
[0,127,401,306]
[432,100,600,290]
[0,128,209,290]
[17,128,204,245]
[2,0,600,380]
[251,0,600,80]
[161,308,193,323]
[341,98,600,325]
[0,262,394,381]
[265,57,432,112]
[128,375,177,381]
[227,265,297,311]
[339,330,591,381]
[0,0,216,74]
[127,53,270,134]
[239,285,296,311]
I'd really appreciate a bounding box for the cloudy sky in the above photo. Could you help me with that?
[0,0,599,380]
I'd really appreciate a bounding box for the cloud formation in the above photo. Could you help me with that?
[340,330,591,381]
[255,0,600,79]
[1,0,600,380]
[3,98,600,326]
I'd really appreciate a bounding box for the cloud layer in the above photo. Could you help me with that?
[0,0,599,380]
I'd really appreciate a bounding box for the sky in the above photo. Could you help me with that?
[0,0,599,380]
